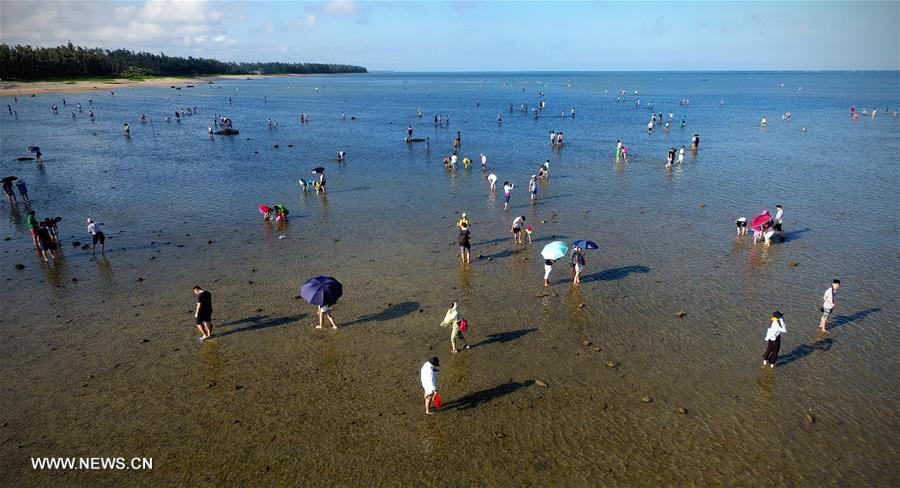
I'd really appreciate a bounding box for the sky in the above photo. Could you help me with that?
[1,0,898,71]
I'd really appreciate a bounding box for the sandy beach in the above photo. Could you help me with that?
[0,74,303,97]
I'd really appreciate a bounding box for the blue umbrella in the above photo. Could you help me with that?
[300,276,343,306]
[572,240,599,250]
[541,241,568,260]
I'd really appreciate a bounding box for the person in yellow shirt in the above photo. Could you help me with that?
[456,212,470,229]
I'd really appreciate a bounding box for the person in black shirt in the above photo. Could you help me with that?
[193,286,214,340]
[458,225,471,263]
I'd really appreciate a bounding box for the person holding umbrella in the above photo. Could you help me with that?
[541,241,568,287]
[570,240,598,284]
[301,276,342,329]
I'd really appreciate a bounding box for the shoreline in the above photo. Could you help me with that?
[0,74,312,97]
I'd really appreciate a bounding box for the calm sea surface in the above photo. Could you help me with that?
[1,72,898,486]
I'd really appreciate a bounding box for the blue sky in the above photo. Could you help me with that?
[2,1,898,71]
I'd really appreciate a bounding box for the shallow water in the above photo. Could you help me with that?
[1,72,898,486]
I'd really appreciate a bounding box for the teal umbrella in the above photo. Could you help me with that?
[541,241,567,260]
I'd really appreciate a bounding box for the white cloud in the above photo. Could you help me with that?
[0,0,232,51]
[321,0,356,16]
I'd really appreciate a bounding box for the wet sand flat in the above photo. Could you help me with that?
[0,72,898,487]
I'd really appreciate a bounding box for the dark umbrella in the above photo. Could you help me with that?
[27,146,40,153]
[572,240,599,250]
[300,276,343,306]
[1,176,18,184]
[312,167,325,174]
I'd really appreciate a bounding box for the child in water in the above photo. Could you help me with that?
[735,217,748,236]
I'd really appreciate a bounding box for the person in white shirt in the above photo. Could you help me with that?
[503,181,514,210]
[511,215,526,244]
[819,280,841,333]
[677,146,685,164]
[487,173,497,192]
[763,311,786,368]
[528,175,538,202]
[420,357,440,415]
[480,153,487,171]
[86,218,105,256]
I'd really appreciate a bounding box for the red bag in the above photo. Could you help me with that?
[458,319,468,333]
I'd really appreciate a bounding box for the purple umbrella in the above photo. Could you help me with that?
[300,276,343,306]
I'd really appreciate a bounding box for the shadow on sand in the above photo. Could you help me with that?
[216,314,306,337]
[342,301,420,327]
[442,380,534,411]
[473,328,538,348]
[778,308,881,367]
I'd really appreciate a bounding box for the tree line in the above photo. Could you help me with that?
[0,43,367,80]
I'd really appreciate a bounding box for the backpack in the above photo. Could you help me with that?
[458,319,468,333]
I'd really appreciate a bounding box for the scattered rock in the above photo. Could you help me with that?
[3,237,9,241]
[641,396,653,403]
[805,413,815,424]
[231,419,241,424]
[71,278,78,283]
[248,280,254,285]
[789,260,799,267]
[14,264,25,270]
[292,294,301,299]
[176,244,185,248]
[235,385,243,390]
[488,257,493,261]
[207,382,216,388]
[678,407,688,415]
[582,340,592,346]
[698,202,705,208]
[540,220,547,224]
[593,347,601,352]
[149,256,155,260]
[136,277,144,282]
[675,311,687,318]
[207,240,214,244]
[273,144,279,148]
[606,360,617,368]
[535,380,548,387]
[255,308,264,313]
[600,402,608,410]
[140,338,150,343]
[72,241,80,247]
[579,303,586,308]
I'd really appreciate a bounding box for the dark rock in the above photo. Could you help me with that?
[248,280,254,284]
[273,144,279,148]
[81,244,89,249]
[699,202,705,208]
[72,241,80,247]
[676,311,687,318]
[255,308,264,313]
[140,338,149,343]
[14,264,25,270]
[136,277,144,282]
[789,260,799,267]
[71,278,78,283]
[3,237,9,241]
[292,294,301,299]
[235,385,243,390]
[207,240,214,244]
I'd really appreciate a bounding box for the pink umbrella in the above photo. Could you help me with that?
[750,210,772,229]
